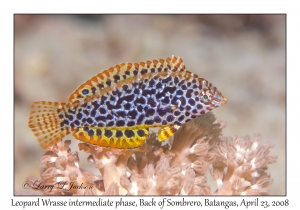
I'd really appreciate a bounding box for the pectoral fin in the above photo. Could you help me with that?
[157,124,181,142]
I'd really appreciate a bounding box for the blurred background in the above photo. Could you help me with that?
[14,14,285,195]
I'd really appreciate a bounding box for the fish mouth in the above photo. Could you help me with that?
[211,97,227,107]
[221,97,227,105]
[211,89,227,106]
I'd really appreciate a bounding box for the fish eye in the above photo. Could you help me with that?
[82,89,89,95]
[203,95,208,99]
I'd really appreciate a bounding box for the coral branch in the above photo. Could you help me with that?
[27,113,277,195]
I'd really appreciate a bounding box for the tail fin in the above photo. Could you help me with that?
[28,101,68,149]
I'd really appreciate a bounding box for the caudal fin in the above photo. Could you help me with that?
[28,101,68,148]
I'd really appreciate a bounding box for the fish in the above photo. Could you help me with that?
[28,55,227,149]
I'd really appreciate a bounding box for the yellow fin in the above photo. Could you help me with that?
[68,55,186,103]
[157,124,181,142]
[72,127,149,149]
[28,101,69,148]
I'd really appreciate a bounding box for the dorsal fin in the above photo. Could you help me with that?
[68,55,186,103]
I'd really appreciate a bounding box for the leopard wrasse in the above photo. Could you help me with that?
[28,55,227,149]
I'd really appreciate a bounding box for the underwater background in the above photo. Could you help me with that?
[14,14,285,195]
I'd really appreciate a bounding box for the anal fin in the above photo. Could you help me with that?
[72,127,149,149]
[157,124,181,142]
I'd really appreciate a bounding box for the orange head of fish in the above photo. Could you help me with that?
[197,82,227,112]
